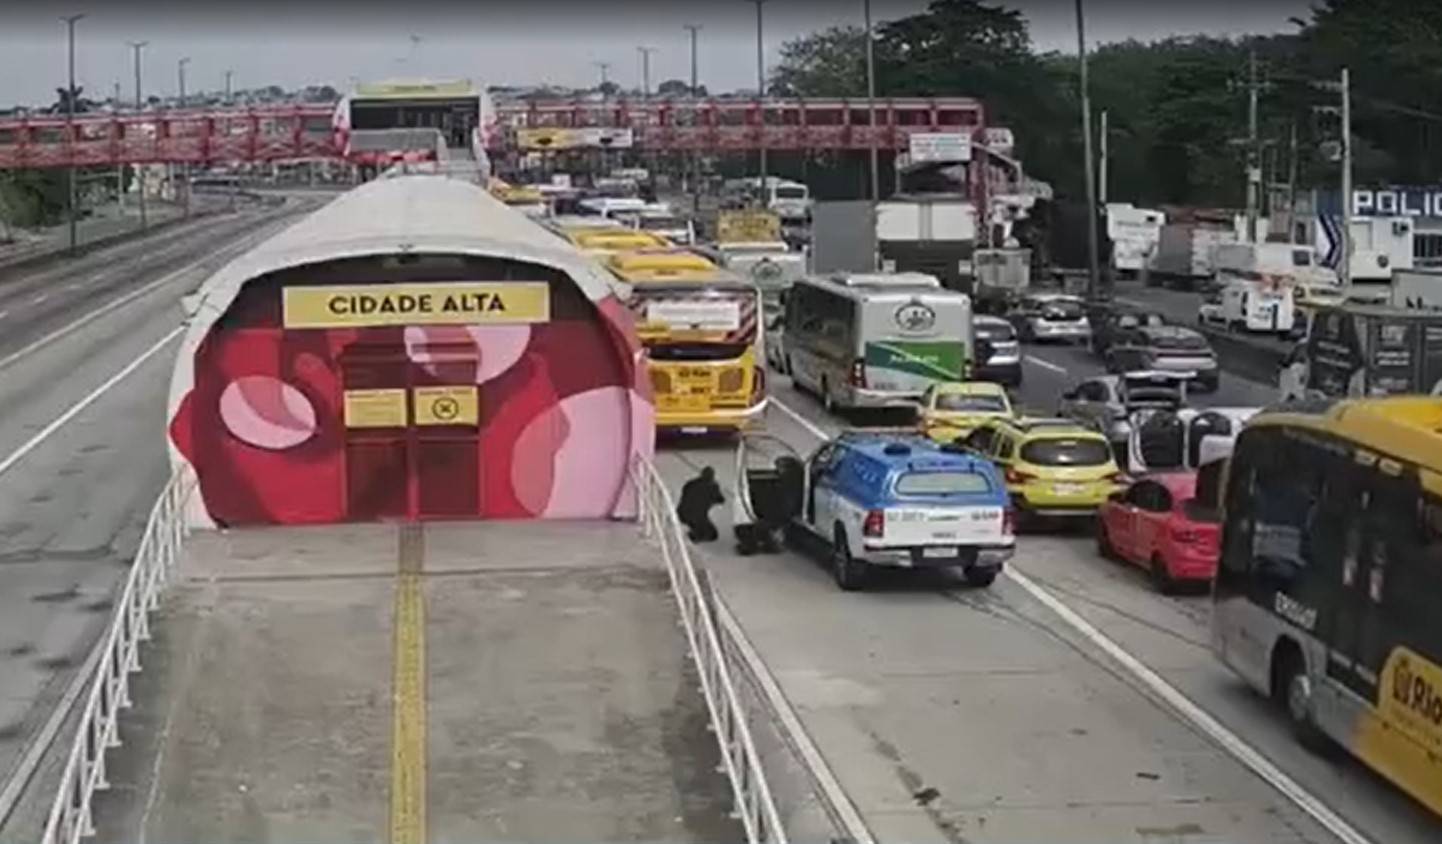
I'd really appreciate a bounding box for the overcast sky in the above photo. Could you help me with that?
[3,0,1312,107]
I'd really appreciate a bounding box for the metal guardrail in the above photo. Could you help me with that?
[631,457,789,843]
[41,468,194,844]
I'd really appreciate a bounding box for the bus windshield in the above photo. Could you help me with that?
[632,287,759,361]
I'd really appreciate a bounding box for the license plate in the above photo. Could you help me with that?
[661,395,708,412]
[1051,483,1085,495]
[923,546,958,559]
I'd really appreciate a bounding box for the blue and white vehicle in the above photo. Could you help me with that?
[734,430,1014,590]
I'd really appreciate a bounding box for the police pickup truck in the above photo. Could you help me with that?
[738,430,1014,590]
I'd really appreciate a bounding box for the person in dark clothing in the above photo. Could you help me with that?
[677,466,725,543]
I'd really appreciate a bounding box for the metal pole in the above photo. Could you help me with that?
[224,69,233,104]
[1098,108,1108,206]
[1340,66,1352,287]
[684,24,702,218]
[1074,0,1101,298]
[1286,121,1298,244]
[865,0,880,269]
[1245,49,1259,243]
[178,57,190,216]
[637,46,656,98]
[64,14,84,255]
[754,0,767,190]
[130,41,147,229]
[114,81,124,216]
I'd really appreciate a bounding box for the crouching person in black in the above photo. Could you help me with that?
[677,466,725,543]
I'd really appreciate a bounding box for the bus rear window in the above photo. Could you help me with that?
[1021,438,1112,466]
[894,471,991,495]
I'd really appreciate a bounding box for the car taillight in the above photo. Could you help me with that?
[1003,508,1017,536]
[1004,467,1034,484]
[862,509,885,538]
[849,359,867,388]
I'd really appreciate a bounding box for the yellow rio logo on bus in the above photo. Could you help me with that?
[1380,646,1442,755]
[282,282,551,329]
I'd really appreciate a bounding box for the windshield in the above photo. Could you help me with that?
[774,186,807,199]
[894,471,991,495]
[935,393,1008,412]
[1039,301,1084,319]
[1149,332,1209,350]
[640,216,685,231]
[974,322,1016,342]
[1021,438,1113,466]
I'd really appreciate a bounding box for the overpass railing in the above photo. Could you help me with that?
[40,467,194,844]
[632,457,789,843]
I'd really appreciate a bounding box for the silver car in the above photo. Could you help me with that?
[1103,325,1220,391]
[971,315,1022,386]
[1009,293,1092,344]
[1057,372,1190,463]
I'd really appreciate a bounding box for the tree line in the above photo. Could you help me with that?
[769,0,1442,208]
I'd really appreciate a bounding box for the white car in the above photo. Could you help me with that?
[1008,293,1092,343]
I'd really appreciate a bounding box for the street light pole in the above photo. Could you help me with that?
[865,0,881,270]
[225,69,234,104]
[1340,66,1352,287]
[1074,0,1101,298]
[637,46,656,98]
[752,0,767,190]
[177,57,190,215]
[129,40,147,229]
[63,14,85,256]
[684,24,702,217]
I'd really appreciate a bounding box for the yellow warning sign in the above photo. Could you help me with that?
[344,389,408,428]
[414,385,479,426]
[282,282,550,329]
[716,210,780,244]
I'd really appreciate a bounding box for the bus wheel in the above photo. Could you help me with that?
[1272,642,1328,751]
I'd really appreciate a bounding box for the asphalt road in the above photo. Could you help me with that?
[650,349,1442,844]
[0,197,323,841]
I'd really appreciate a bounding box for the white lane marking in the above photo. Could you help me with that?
[1024,354,1068,375]
[0,220,278,375]
[1003,567,1374,844]
[0,310,8,320]
[30,293,48,305]
[0,325,183,481]
[779,392,1372,844]
[713,595,878,844]
[771,396,831,441]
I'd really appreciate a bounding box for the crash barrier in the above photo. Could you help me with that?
[1193,323,1288,386]
[41,467,195,844]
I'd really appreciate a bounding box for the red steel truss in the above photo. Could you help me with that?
[0,97,986,168]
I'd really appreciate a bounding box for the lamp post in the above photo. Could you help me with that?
[1074,0,1101,298]
[129,41,147,228]
[750,0,767,191]
[63,13,85,255]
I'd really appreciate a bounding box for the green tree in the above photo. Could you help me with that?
[770,25,868,97]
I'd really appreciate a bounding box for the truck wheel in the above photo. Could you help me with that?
[831,526,866,591]
[964,567,997,587]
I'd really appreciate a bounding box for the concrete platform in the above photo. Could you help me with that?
[89,520,740,843]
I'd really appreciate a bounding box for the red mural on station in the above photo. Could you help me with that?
[168,280,652,526]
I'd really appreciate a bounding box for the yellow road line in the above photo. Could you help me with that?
[390,524,427,844]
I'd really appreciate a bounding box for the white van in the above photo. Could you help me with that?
[1200,279,1295,334]
[722,177,813,223]
[633,204,696,246]
[781,272,974,411]
[577,196,649,223]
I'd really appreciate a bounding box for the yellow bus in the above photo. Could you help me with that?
[1210,396,1442,817]
[611,255,767,433]
[567,228,673,258]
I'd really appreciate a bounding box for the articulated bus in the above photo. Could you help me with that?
[610,252,767,432]
[1210,396,1442,816]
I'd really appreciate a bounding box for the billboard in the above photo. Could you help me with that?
[908,132,972,163]
[515,127,635,150]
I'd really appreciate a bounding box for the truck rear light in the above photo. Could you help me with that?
[1003,508,1017,536]
[849,359,867,388]
[862,509,885,538]
[1004,467,1034,484]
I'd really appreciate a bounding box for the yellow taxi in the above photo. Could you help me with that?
[568,228,674,256]
[954,417,1125,524]
[607,248,720,284]
[916,381,1015,444]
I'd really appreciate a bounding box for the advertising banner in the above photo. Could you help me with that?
[282,282,551,329]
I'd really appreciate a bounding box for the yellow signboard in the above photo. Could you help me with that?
[515,127,635,151]
[282,282,550,329]
[716,210,781,244]
[355,80,475,99]
[414,385,479,426]
[344,389,408,428]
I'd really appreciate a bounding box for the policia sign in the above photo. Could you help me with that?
[282,282,551,329]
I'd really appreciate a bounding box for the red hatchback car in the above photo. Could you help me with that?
[1096,471,1220,591]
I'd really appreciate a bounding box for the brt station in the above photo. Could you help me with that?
[49,176,784,843]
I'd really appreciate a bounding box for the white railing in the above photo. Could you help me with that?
[631,457,789,844]
[41,467,194,844]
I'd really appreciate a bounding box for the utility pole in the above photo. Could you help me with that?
[1286,121,1298,244]
[129,40,147,229]
[114,81,124,216]
[684,24,702,217]
[1098,108,1109,206]
[1074,0,1101,298]
[177,57,190,216]
[864,0,880,269]
[594,61,611,93]
[63,13,84,256]
[224,69,233,104]
[1244,49,1260,243]
[752,0,767,190]
[1340,66,1352,287]
[637,46,656,98]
